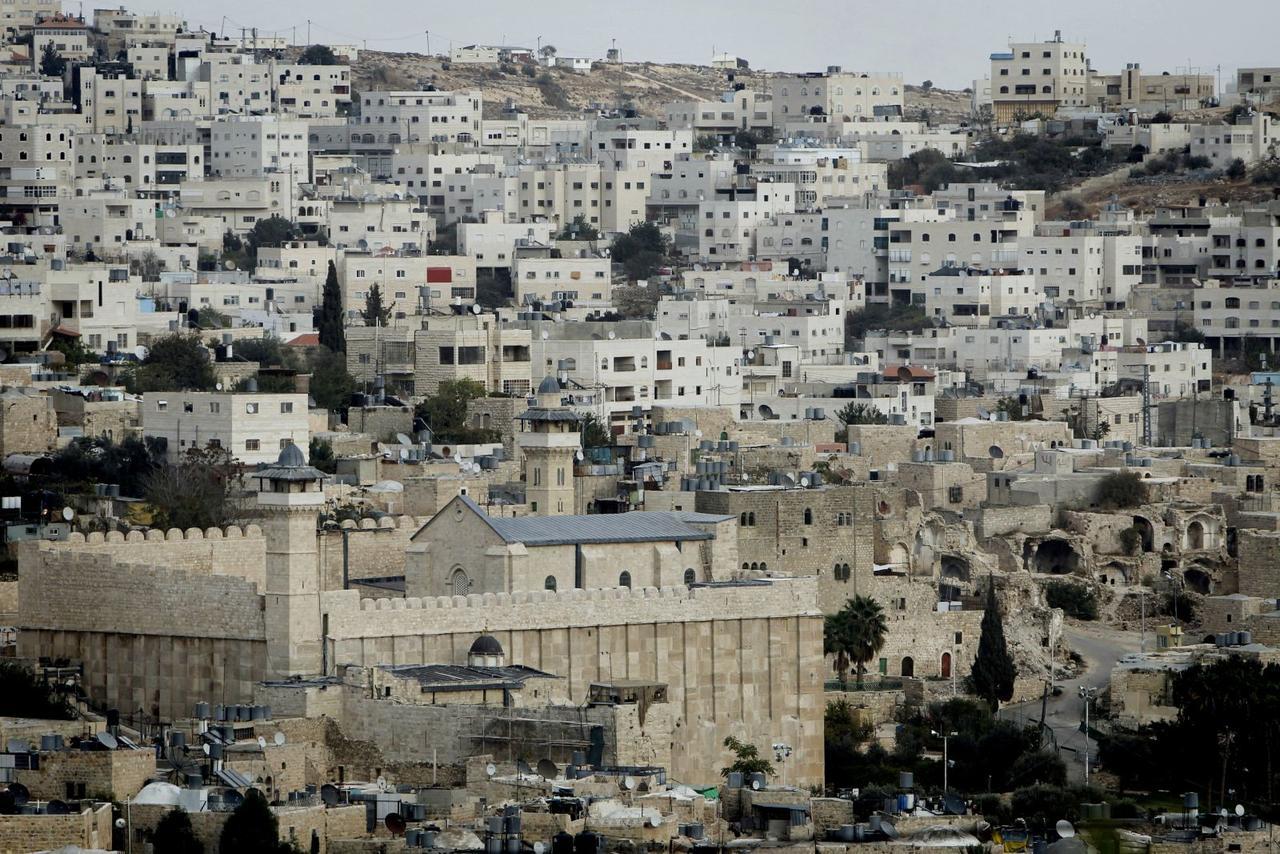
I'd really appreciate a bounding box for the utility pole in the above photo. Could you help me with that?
[1141,363,1152,446]
[932,730,956,792]
[1079,686,1097,785]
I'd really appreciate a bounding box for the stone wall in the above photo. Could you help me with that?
[14,747,155,801]
[0,389,57,456]
[30,524,267,588]
[317,516,428,590]
[1238,530,1280,598]
[17,549,268,720]
[130,802,366,854]
[0,802,113,852]
[967,505,1053,539]
[322,579,824,788]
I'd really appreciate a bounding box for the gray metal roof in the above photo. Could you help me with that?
[456,496,729,545]
[378,663,553,690]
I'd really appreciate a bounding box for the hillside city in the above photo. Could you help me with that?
[1,3,1280,853]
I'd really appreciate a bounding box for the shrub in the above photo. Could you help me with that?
[1096,471,1148,509]
[1118,526,1142,555]
[1226,158,1248,180]
[1044,582,1099,620]
[1162,591,1199,623]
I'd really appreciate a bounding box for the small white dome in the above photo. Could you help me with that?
[133,781,183,806]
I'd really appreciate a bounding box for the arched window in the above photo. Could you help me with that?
[450,568,472,596]
[803,508,813,525]
[684,568,697,585]
[740,512,749,526]
[619,571,632,588]
[747,511,756,526]
[544,575,557,591]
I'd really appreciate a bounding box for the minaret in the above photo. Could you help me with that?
[257,443,326,679]
[517,374,582,516]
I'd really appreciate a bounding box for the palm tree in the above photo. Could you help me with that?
[834,595,888,688]
[824,611,853,687]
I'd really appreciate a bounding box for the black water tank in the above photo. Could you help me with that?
[553,832,574,854]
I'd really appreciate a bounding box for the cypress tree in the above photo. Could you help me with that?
[971,576,1016,711]
[318,260,346,354]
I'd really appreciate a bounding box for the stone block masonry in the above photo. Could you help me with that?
[323,579,825,788]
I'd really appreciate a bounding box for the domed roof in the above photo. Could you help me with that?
[537,374,560,394]
[133,781,183,806]
[468,634,504,657]
[277,442,307,467]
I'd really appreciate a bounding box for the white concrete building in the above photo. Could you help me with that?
[140,392,310,465]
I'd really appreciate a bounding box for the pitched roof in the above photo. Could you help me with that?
[450,495,729,546]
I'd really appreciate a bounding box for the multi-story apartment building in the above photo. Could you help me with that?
[478,112,590,159]
[1190,112,1277,166]
[1194,280,1280,358]
[1019,229,1143,307]
[1207,206,1280,280]
[140,392,310,464]
[273,63,352,118]
[0,0,57,36]
[518,319,742,431]
[695,181,796,262]
[589,120,692,171]
[77,67,143,135]
[209,115,311,185]
[921,269,1043,325]
[458,212,555,269]
[75,136,205,191]
[512,255,613,308]
[346,313,532,398]
[656,294,851,362]
[1086,63,1216,113]
[1236,68,1280,105]
[0,123,75,227]
[60,193,157,255]
[352,89,482,155]
[750,144,886,210]
[663,90,773,142]
[32,16,92,65]
[767,68,905,126]
[472,161,650,233]
[339,252,477,323]
[989,32,1088,123]
[189,54,272,116]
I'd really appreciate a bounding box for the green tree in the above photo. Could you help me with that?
[824,611,855,686]
[1227,158,1248,180]
[611,221,669,282]
[234,336,302,370]
[971,579,1016,711]
[417,378,491,443]
[1149,110,1173,124]
[845,303,930,340]
[1170,320,1206,344]
[317,261,346,354]
[996,396,1032,421]
[837,401,888,427]
[308,437,336,474]
[580,413,611,449]
[558,214,599,241]
[48,335,98,368]
[40,42,66,77]
[1096,470,1148,509]
[124,333,216,393]
[144,445,246,531]
[220,788,294,853]
[307,346,355,413]
[831,596,888,687]
[298,44,338,65]
[1044,581,1098,620]
[152,807,204,854]
[361,283,393,327]
[721,735,775,778]
[247,216,298,258]
[0,661,74,719]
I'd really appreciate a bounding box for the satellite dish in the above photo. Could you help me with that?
[622,776,636,790]
[537,759,558,779]
[1056,820,1076,839]
[534,844,546,854]
[166,208,177,218]
[516,759,533,775]
[574,450,584,461]
[224,260,236,270]
[97,732,119,750]
[215,382,224,391]
[320,784,340,807]
[647,815,661,828]
[694,430,703,438]
[453,454,463,464]
[607,331,616,340]
[799,476,810,487]
[61,506,74,522]
[541,330,550,340]
[273,732,286,747]
[385,813,407,835]
[376,776,388,791]
[8,783,29,807]
[115,817,127,829]
[396,433,413,446]
[485,763,497,778]
[1236,804,1246,817]
[470,303,482,315]
[202,743,211,755]
[881,821,899,840]
[133,345,149,360]
[257,736,267,749]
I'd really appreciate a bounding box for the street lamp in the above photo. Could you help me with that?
[772,742,792,787]
[1079,686,1098,785]
[931,730,957,793]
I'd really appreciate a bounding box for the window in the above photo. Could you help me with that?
[280,402,294,413]
[684,568,697,585]
[544,575,557,591]
[619,571,632,588]
[245,439,261,451]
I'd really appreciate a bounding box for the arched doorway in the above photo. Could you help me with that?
[1187,520,1206,551]
[901,656,915,678]
[1184,567,1212,594]
[940,652,951,680]
[1132,515,1155,552]
[1033,539,1080,574]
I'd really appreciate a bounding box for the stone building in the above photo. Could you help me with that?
[517,376,581,516]
[0,386,57,455]
[12,741,156,801]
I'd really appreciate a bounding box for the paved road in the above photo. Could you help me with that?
[617,68,704,100]
[1005,622,1141,784]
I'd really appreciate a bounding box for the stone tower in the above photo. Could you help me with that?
[517,374,581,516]
[257,443,325,679]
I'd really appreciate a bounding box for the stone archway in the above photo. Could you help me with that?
[1184,566,1212,594]
[940,652,952,680]
[901,656,915,678]
[1033,539,1080,575]
[940,554,970,602]
[1132,515,1155,552]
[1186,519,1206,551]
